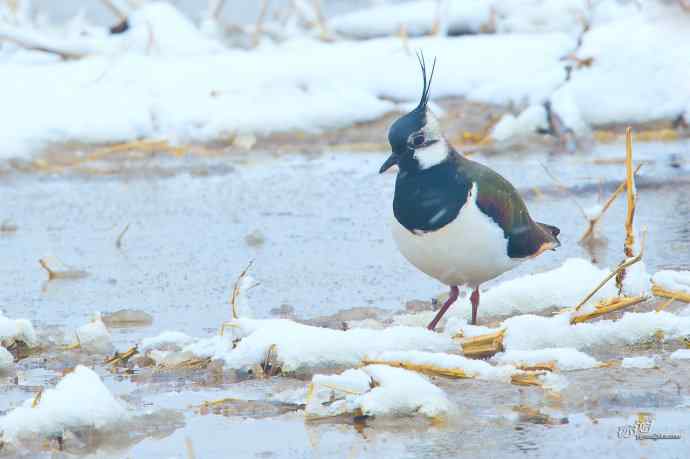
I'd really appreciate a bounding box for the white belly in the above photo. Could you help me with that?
[391,183,520,287]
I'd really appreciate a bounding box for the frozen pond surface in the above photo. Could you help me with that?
[1,140,690,457]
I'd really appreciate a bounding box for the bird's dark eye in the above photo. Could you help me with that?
[412,133,425,147]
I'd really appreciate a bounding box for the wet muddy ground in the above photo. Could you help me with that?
[1,135,690,457]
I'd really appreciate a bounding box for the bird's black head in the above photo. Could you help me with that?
[380,52,448,174]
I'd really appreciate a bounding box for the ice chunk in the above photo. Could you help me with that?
[490,105,548,142]
[75,314,113,354]
[306,365,452,419]
[0,346,14,372]
[0,366,129,444]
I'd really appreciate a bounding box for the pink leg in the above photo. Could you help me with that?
[470,287,480,325]
[427,286,459,331]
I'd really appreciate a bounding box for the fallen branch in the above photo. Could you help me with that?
[115,223,130,249]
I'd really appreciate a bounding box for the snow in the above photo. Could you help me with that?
[0,2,574,158]
[140,330,194,351]
[0,312,38,346]
[75,314,113,354]
[494,0,589,36]
[0,346,13,371]
[670,349,690,360]
[0,1,688,158]
[306,364,452,418]
[490,104,548,142]
[653,270,690,293]
[184,318,454,371]
[0,365,129,444]
[495,348,599,371]
[330,0,493,39]
[496,311,690,351]
[551,3,690,128]
[621,356,656,369]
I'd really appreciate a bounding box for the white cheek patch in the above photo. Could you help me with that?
[414,140,448,169]
[412,109,448,169]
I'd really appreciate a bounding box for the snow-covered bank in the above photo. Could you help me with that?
[1,1,688,158]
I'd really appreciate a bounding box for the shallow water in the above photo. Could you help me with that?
[1,140,690,457]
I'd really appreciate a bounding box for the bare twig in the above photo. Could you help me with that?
[579,164,642,242]
[539,162,587,220]
[116,223,130,249]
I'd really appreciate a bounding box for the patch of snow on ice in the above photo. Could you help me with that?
[185,319,454,371]
[0,312,38,346]
[306,365,452,418]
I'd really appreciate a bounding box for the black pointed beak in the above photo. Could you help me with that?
[379,154,398,174]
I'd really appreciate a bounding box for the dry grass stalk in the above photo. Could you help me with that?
[572,242,644,313]
[516,362,556,372]
[570,295,648,324]
[230,260,254,320]
[510,372,545,387]
[361,358,471,379]
[251,0,271,47]
[38,257,88,280]
[616,127,637,292]
[185,437,196,459]
[398,24,410,54]
[158,356,212,371]
[459,329,505,359]
[31,387,44,408]
[310,0,331,40]
[652,285,690,304]
[115,223,130,249]
[105,345,139,366]
[579,164,642,242]
[597,360,621,368]
[101,0,128,21]
[210,0,226,19]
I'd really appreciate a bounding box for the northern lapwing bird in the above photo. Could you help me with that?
[380,54,561,331]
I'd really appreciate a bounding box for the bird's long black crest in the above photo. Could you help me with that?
[416,51,437,110]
